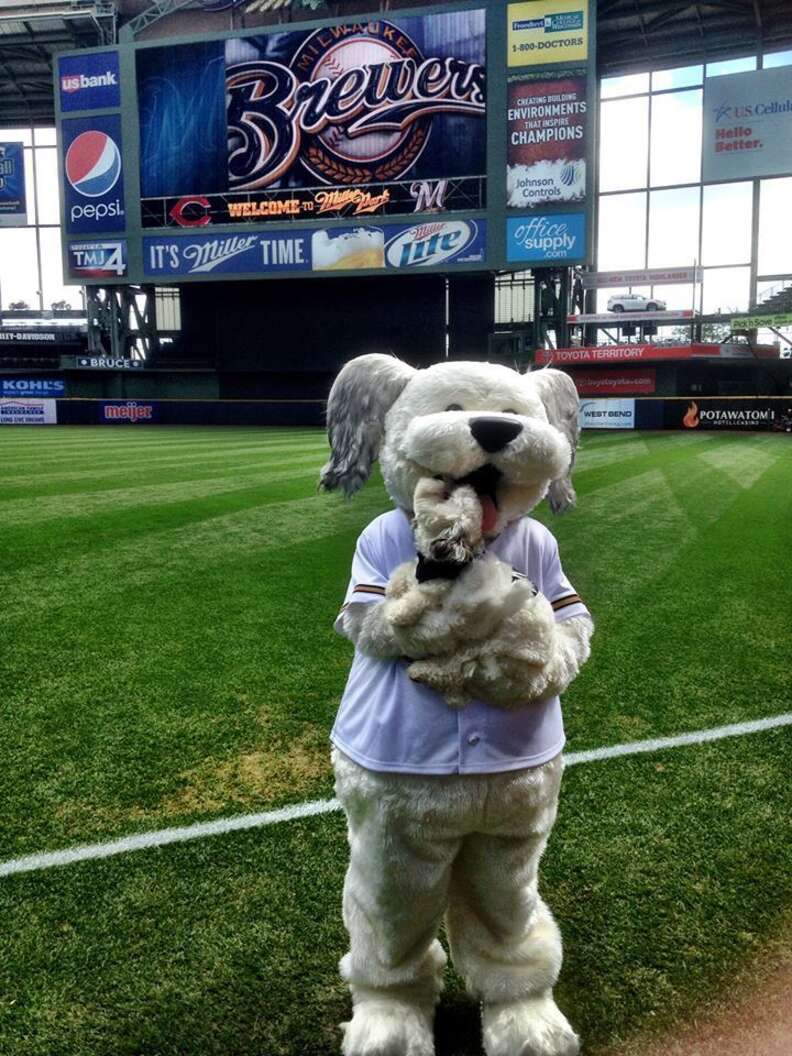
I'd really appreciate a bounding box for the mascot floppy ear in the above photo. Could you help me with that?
[527,367,581,514]
[320,353,416,496]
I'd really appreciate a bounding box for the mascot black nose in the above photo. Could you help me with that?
[470,417,523,453]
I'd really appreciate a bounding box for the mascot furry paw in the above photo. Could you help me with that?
[321,355,593,1056]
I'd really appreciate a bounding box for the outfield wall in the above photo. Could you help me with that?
[1,396,791,430]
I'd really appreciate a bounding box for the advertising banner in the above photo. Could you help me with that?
[144,219,486,277]
[61,114,125,234]
[674,398,780,431]
[507,75,587,208]
[67,240,127,279]
[100,400,158,423]
[0,142,27,227]
[579,398,635,429]
[732,310,792,329]
[58,51,120,112]
[142,178,484,229]
[506,212,585,263]
[1,378,65,397]
[537,343,752,364]
[0,398,57,424]
[703,65,792,181]
[144,231,312,277]
[571,368,655,395]
[507,0,589,68]
[136,10,487,220]
[580,266,701,288]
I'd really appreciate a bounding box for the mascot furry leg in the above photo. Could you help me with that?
[334,753,574,1056]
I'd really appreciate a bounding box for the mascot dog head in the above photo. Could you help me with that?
[320,355,580,537]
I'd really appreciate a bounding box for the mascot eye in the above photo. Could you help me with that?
[445,403,463,412]
[503,408,518,415]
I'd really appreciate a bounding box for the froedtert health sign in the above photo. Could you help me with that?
[55,0,595,284]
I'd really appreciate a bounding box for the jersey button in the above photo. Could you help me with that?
[467,733,480,746]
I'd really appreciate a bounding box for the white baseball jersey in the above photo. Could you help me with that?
[331,508,590,775]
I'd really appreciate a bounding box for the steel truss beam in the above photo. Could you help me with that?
[85,286,159,360]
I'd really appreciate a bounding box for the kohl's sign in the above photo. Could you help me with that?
[1,378,65,397]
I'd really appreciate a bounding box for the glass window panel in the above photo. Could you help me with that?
[702,182,752,266]
[34,148,60,225]
[648,187,700,268]
[701,266,750,314]
[650,89,702,186]
[22,147,36,225]
[706,56,756,78]
[597,192,647,270]
[599,96,649,191]
[649,283,695,311]
[758,177,792,275]
[652,66,703,91]
[39,227,74,309]
[33,127,57,146]
[0,126,33,146]
[600,72,649,99]
[763,49,792,69]
[0,227,40,308]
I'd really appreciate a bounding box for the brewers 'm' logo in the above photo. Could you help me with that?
[227,21,485,190]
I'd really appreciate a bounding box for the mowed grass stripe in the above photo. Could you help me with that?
[0,435,328,480]
[555,435,791,746]
[0,459,329,522]
[0,485,389,626]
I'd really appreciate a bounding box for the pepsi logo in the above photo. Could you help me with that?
[65,131,121,198]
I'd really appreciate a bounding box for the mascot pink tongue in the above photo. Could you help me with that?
[480,495,498,534]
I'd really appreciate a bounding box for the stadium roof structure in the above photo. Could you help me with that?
[0,0,115,124]
[1,0,792,122]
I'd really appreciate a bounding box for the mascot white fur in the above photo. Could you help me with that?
[321,355,593,1056]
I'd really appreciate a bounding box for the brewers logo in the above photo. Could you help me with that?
[226,21,485,190]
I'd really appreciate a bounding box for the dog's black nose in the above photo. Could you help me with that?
[469,417,523,453]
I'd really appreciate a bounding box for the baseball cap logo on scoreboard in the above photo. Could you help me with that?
[226,20,485,191]
[61,70,118,94]
[65,131,122,197]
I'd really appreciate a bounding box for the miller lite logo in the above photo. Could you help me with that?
[226,20,486,190]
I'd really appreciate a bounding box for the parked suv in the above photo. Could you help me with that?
[607,293,667,312]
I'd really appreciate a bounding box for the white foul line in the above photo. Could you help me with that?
[1,713,790,880]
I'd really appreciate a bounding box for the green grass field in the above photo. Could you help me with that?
[0,426,790,1056]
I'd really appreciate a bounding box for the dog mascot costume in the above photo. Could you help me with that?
[321,355,593,1056]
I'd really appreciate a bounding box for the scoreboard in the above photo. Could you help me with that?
[55,0,595,285]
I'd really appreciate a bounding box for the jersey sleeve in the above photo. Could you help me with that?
[334,522,390,634]
[541,531,592,624]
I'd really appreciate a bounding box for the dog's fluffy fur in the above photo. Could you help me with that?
[322,356,592,1056]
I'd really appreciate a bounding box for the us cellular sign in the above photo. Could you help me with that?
[704,65,792,181]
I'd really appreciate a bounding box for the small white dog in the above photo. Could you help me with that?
[321,355,592,1056]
